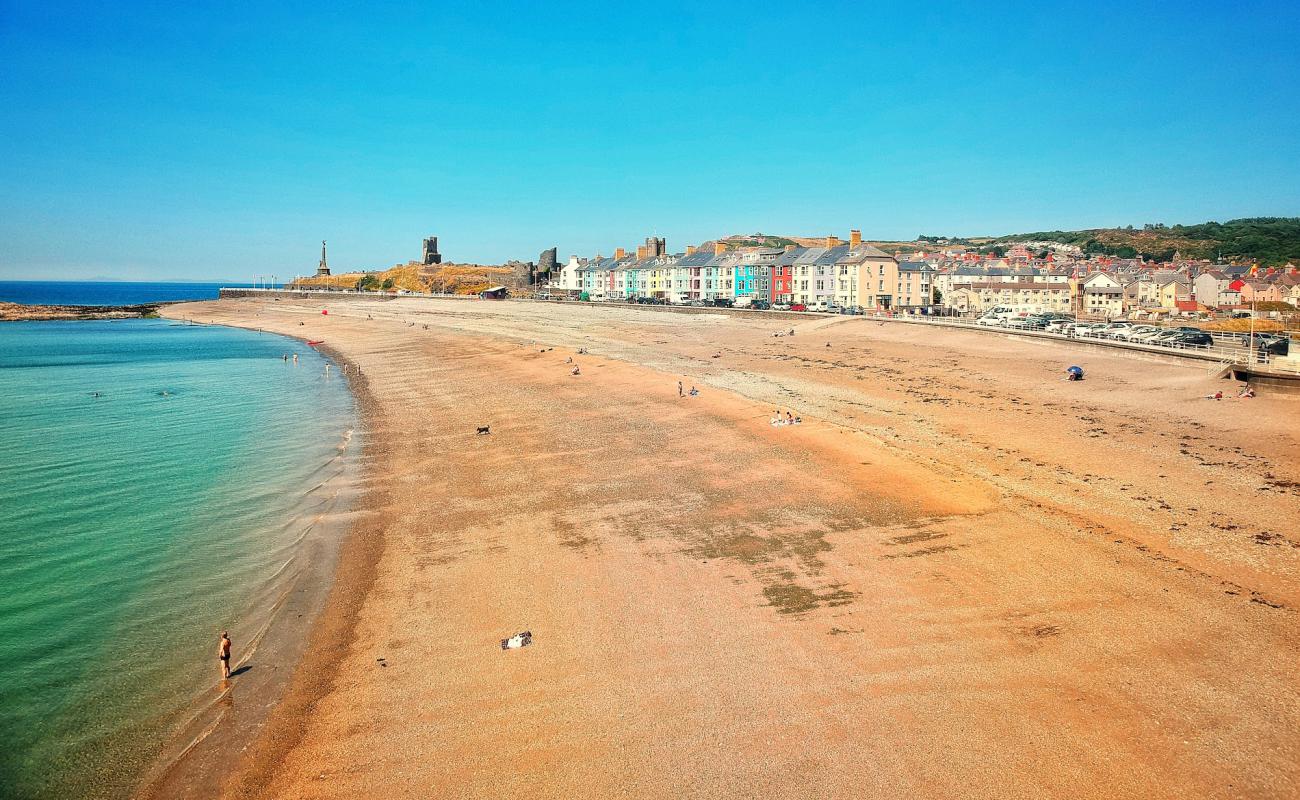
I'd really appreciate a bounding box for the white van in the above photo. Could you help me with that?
[978,305,1040,326]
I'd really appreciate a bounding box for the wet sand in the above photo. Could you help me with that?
[157,298,1299,799]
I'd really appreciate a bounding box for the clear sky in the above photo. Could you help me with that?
[2,1,1298,280]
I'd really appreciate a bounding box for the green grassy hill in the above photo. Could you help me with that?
[991,217,1300,265]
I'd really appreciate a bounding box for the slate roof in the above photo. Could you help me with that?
[674,250,715,268]
[813,245,852,266]
[774,247,807,267]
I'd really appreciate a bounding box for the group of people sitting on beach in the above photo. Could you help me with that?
[770,410,802,426]
[1205,386,1255,400]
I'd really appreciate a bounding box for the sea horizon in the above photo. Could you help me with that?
[0,281,259,308]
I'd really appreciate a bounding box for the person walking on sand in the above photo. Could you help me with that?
[218,632,232,679]
[678,380,684,397]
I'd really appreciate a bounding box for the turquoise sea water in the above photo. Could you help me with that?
[0,281,252,306]
[0,319,354,800]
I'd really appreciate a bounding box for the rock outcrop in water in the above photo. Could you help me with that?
[0,301,161,321]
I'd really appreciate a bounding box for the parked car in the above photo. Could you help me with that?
[790,303,808,312]
[772,302,792,311]
[976,315,1001,326]
[711,298,735,308]
[1113,325,1157,341]
[1067,323,1100,337]
[1128,327,1167,343]
[750,299,771,311]
[1097,322,1133,339]
[1167,332,1214,349]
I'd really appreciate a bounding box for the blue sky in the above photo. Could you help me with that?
[2,1,1298,280]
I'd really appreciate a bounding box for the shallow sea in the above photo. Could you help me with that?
[0,318,354,799]
[0,281,251,307]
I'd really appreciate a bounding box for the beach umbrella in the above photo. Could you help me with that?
[321,309,329,315]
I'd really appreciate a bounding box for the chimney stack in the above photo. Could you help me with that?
[714,242,727,256]
[615,247,626,260]
[686,245,696,256]
[850,229,862,247]
[636,245,649,260]
[825,235,841,249]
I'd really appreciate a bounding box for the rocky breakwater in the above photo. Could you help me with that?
[0,301,162,322]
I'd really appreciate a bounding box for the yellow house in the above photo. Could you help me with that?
[649,264,667,297]
[1158,280,1190,309]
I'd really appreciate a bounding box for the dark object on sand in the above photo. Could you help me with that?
[476,426,491,435]
[1066,365,1084,381]
[501,631,532,650]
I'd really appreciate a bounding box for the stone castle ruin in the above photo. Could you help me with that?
[422,236,442,265]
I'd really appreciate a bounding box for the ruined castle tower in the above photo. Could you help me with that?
[316,240,330,276]
[422,236,442,265]
[537,247,557,277]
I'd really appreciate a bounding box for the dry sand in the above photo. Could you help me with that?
[156,298,1299,799]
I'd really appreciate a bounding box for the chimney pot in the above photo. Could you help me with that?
[850,229,862,247]
[825,235,840,249]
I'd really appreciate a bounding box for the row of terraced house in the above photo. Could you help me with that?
[550,231,937,311]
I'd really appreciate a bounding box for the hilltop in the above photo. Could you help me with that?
[293,263,516,295]
[931,217,1300,265]
[721,218,1300,265]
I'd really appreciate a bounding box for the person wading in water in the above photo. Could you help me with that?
[218,632,232,680]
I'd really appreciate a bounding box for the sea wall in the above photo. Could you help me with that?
[217,289,477,302]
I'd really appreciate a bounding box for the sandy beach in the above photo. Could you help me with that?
[154,297,1299,799]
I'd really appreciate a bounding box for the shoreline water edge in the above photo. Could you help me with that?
[0,314,359,800]
[133,314,378,800]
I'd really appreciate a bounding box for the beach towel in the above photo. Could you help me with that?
[501,631,532,650]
